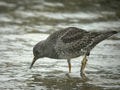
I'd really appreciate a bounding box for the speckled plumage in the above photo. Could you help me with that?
[45,27,116,59]
[30,27,117,72]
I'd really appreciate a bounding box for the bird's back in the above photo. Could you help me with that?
[46,27,86,44]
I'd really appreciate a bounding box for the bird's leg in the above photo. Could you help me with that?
[67,59,71,73]
[80,55,87,73]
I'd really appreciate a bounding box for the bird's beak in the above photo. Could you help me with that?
[29,57,37,69]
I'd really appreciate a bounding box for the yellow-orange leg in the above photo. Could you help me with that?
[80,55,87,73]
[67,59,71,73]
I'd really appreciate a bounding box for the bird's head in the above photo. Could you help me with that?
[30,40,45,69]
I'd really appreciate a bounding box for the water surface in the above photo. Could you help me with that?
[0,0,120,90]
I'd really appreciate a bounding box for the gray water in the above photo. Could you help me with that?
[0,0,120,90]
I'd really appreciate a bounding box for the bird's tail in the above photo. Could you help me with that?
[93,31,118,46]
[100,31,118,40]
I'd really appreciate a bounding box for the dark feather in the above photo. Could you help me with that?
[61,27,88,43]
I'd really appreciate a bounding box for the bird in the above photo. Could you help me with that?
[29,27,118,73]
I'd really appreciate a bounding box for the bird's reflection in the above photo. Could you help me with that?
[27,72,102,90]
[65,72,88,82]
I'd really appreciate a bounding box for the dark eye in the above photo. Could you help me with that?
[36,50,39,54]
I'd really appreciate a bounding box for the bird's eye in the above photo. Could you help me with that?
[36,50,39,54]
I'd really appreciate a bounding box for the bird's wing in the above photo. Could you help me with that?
[55,28,101,55]
[61,27,88,43]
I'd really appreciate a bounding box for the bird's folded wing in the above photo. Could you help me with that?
[55,29,101,53]
[61,29,87,43]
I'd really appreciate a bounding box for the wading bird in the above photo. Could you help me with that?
[30,27,118,73]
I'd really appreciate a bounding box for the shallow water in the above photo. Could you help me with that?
[0,0,120,90]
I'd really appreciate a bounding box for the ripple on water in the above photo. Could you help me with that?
[0,0,120,90]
